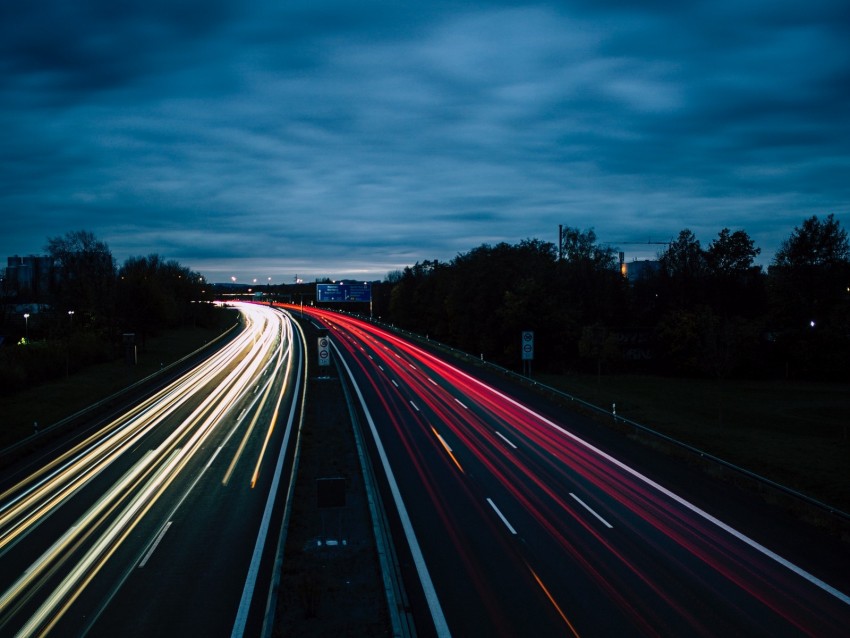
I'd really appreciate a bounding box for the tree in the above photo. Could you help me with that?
[658,229,707,309]
[559,227,617,269]
[773,214,849,268]
[768,214,850,378]
[706,228,760,276]
[704,228,764,318]
[770,214,849,327]
[443,241,559,361]
[45,230,116,325]
[660,229,705,279]
[385,240,581,368]
[557,226,624,330]
[117,254,207,347]
[387,260,447,335]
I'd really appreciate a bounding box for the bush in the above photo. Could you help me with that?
[0,334,116,396]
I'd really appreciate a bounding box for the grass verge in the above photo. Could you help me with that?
[537,372,850,514]
[0,315,234,449]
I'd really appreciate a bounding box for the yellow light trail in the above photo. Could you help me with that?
[0,315,262,554]
[249,318,296,488]
[0,303,296,635]
[224,321,290,487]
[431,426,465,474]
[528,564,582,638]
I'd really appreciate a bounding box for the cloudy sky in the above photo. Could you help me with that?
[2,1,848,283]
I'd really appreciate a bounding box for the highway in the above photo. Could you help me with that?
[299,306,850,637]
[0,302,305,637]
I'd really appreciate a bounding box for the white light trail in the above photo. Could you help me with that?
[0,303,298,635]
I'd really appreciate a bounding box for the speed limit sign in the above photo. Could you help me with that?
[318,337,330,367]
[521,331,534,360]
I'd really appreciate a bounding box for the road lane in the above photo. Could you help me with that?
[0,303,306,637]
[301,306,850,637]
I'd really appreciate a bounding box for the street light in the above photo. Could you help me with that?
[23,313,29,341]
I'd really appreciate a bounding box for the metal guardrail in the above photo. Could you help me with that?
[359,315,850,527]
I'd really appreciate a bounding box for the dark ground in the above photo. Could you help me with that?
[274,367,391,637]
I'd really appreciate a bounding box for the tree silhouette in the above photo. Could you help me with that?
[45,230,116,327]
[658,229,706,309]
[769,214,850,378]
[770,214,849,329]
[380,220,845,379]
[117,254,207,347]
[706,228,760,276]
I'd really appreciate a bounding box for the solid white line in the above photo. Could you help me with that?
[332,341,451,637]
[205,445,223,471]
[138,521,172,568]
[400,345,850,606]
[231,317,304,637]
[570,493,613,529]
[487,498,517,535]
[495,431,517,449]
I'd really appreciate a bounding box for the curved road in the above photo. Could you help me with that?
[301,305,850,637]
[0,303,305,637]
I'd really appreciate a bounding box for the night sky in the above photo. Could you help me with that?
[2,1,848,283]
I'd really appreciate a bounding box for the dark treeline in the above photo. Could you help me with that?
[1,230,218,394]
[376,215,850,381]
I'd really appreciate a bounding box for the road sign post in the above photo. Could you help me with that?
[521,330,534,377]
[318,335,331,371]
[316,283,372,303]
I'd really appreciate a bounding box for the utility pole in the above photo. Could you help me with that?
[558,224,563,261]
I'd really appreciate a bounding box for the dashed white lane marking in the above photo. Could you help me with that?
[495,431,518,449]
[138,521,173,568]
[570,492,613,529]
[487,498,517,535]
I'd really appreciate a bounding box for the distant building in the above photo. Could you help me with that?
[621,259,660,281]
[3,255,53,301]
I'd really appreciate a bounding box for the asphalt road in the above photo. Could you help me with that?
[0,303,306,637]
[4,301,849,637]
[302,306,850,637]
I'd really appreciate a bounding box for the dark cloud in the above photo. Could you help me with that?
[0,2,236,105]
[1,1,848,281]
